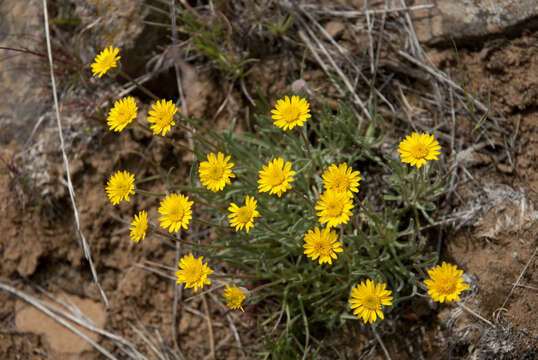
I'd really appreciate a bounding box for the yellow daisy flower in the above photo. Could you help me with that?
[129,210,148,243]
[397,132,441,168]
[105,170,135,205]
[257,158,295,197]
[147,99,178,136]
[271,95,311,131]
[91,46,120,78]
[228,195,261,233]
[303,226,343,265]
[176,253,213,292]
[107,96,138,132]
[424,262,470,303]
[222,284,246,312]
[315,189,354,228]
[199,152,235,192]
[322,162,361,196]
[349,280,393,324]
[158,193,193,232]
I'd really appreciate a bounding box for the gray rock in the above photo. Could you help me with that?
[411,0,538,44]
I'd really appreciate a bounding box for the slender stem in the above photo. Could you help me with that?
[298,126,312,158]
[291,188,315,208]
[118,70,159,101]
[135,122,194,154]
[134,174,162,185]
[258,220,295,241]
[152,226,228,249]
[136,189,166,197]
[193,217,230,230]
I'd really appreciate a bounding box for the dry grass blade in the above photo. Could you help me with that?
[42,0,108,307]
[0,283,120,360]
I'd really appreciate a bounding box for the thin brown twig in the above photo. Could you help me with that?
[202,294,216,360]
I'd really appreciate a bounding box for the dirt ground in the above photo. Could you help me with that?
[0,1,536,359]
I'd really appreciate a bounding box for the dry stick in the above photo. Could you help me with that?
[458,302,495,328]
[371,324,392,360]
[42,0,109,308]
[297,22,372,122]
[397,51,491,116]
[202,294,216,360]
[500,247,537,311]
[300,4,435,18]
[298,5,395,113]
[0,284,118,360]
[129,324,168,360]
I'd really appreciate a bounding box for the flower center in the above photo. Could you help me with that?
[169,205,184,222]
[236,207,253,224]
[362,295,380,311]
[436,275,458,295]
[268,168,286,187]
[313,240,332,256]
[282,105,301,124]
[325,200,344,218]
[119,183,132,195]
[208,164,225,181]
[185,264,202,283]
[334,176,350,192]
[410,143,429,159]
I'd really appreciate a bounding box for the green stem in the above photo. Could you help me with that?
[291,188,315,208]
[118,70,159,101]
[258,220,295,241]
[134,174,162,185]
[151,227,226,248]
[136,189,166,197]
[298,126,312,159]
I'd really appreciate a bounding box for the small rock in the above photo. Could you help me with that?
[324,21,346,39]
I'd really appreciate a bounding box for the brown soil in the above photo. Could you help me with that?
[1,4,537,360]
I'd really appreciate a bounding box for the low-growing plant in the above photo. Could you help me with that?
[91,44,470,358]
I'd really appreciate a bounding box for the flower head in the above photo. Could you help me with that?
[176,253,213,292]
[315,190,354,228]
[199,152,235,192]
[349,280,393,324]
[107,97,138,132]
[147,99,178,136]
[91,46,120,78]
[398,132,441,168]
[322,162,361,196]
[424,262,470,303]
[129,210,148,243]
[223,284,246,312]
[228,196,261,233]
[158,193,193,232]
[271,95,311,131]
[258,158,295,197]
[303,227,343,265]
[105,170,135,205]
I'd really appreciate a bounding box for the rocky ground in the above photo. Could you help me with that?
[0,1,536,359]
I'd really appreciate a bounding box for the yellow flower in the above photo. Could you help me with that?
[129,210,148,243]
[258,158,295,197]
[228,196,261,233]
[271,95,311,131]
[176,253,213,292]
[322,162,361,196]
[91,46,120,78]
[303,227,343,265]
[147,99,178,136]
[105,170,135,205]
[158,193,193,232]
[397,132,441,168]
[315,190,354,228]
[349,280,393,324]
[107,97,138,132]
[222,284,246,312]
[199,152,235,192]
[424,262,470,303]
